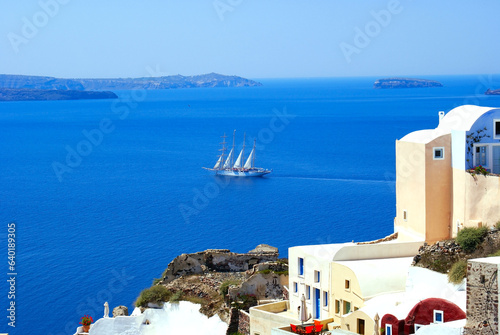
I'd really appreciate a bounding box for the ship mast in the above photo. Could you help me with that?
[218,133,227,170]
[241,132,246,170]
[231,129,236,167]
[252,139,256,168]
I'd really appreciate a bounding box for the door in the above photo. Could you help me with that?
[493,146,500,174]
[314,288,320,319]
[357,318,365,335]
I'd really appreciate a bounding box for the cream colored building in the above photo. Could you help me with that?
[395,105,500,242]
[249,241,421,335]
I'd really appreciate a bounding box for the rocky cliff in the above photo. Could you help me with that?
[0,88,117,101]
[374,77,443,89]
[0,73,262,91]
[148,245,288,333]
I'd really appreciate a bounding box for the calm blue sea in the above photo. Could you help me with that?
[1,75,500,334]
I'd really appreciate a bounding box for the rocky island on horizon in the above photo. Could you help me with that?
[374,77,443,89]
[0,73,262,101]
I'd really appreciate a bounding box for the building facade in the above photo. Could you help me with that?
[395,105,500,243]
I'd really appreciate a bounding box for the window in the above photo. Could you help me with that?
[403,210,408,221]
[345,279,350,290]
[335,300,340,314]
[314,270,320,283]
[433,147,444,160]
[323,291,328,307]
[343,300,351,314]
[415,324,424,331]
[306,285,311,299]
[433,310,444,323]
[293,282,298,294]
[495,120,500,139]
[298,257,304,276]
[385,324,392,335]
[475,146,488,166]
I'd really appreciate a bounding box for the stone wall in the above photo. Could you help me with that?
[464,259,499,334]
[238,310,250,335]
[160,245,279,284]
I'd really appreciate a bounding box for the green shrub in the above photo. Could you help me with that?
[169,290,183,302]
[496,221,500,230]
[152,278,161,286]
[220,280,241,297]
[488,250,500,257]
[456,227,488,253]
[135,285,171,307]
[448,260,468,284]
[258,269,272,274]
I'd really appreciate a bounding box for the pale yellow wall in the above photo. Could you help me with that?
[341,310,374,335]
[250,302,297,335]
[452,170,500,233]
[424,135,452,242]
[395,140,427,241]
[330,263,364,320]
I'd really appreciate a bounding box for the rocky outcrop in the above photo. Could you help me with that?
[112,305,128,317]
[412,229,500,273]
[0,88,117,101]
[160,247,279,284]
[0,73,262,91]
[374,77,443,89]
[485,88,500,95]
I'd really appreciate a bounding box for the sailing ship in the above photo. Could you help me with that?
[203,130,272,177]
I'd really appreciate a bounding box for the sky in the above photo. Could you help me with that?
[1,0,499,79]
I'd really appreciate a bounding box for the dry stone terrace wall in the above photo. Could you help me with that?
[160,245,279,284]
[464,260,499,335]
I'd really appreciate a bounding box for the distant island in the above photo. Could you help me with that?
[0,88,118,102]
[485,88,500,95]
[0,73,262,91]
[374,77,443,89]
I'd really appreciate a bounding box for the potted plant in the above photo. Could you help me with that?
[80,315,93,333]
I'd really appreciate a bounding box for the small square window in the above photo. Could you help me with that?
[475,146,488,166]
[495,120,500,139]
[433,310,444,323]
[403,210,408,221]
[323,291,328,307]
[433,147,444,160]
[293,282,298,294]
[335,300,340,314]
[415,324,424,331]
[345,280,350,290]
[306,285,311,299]
[386,324,392,335]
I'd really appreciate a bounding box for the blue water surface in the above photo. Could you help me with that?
[1,75,500,334]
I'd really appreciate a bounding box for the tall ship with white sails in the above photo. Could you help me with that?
[203,130,271,177]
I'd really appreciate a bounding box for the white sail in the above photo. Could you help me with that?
[213,156,223,169]
[223,148,233,168]
[234,149,244,168]
[244,147,255,169]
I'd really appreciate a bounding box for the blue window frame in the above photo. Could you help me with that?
[299,257,304,276]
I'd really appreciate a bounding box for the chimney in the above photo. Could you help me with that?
[438,111,445,124]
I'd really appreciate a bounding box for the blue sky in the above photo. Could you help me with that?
[1,0,499,79]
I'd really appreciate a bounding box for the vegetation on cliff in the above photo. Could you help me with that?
[413,225,500,284]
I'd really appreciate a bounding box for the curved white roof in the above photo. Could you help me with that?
[400,105,499,144]
[335,257,413,299]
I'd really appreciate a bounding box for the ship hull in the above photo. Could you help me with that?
[215,168,271,177]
